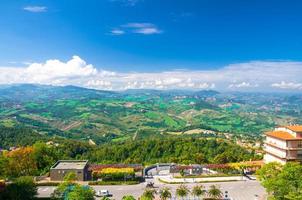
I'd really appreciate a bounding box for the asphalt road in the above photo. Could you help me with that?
[37,180,266,200]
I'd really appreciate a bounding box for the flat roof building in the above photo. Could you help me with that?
[50,160,90,181]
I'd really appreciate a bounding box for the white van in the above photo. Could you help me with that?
[95,189,112,197]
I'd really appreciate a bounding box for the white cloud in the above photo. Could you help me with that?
[110,0,141,6]
[25,56,97,83]
[23,6,47,13]
[85,80,112,90]
[133,27,161,35]
[110,29,125,35]
[228,82,259,89]
[125,23,162,35]
[111,23,162,35]
[0,56,101,87]
[1,57,302,91]
[123,23,153,28]
[126,0,141,6]
[271,81,302,90]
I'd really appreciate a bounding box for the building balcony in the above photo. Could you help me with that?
[266,149,302,161]
[286,156,302,160]
[265,141,302,151]
[265,150,287,159]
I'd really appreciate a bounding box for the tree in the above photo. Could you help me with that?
[141,189,157,200]
[176,185,190,199]
[194,153,205,164]
[207,185,222,199]
[101,197,111,200]
[159,187,172,200]
[53,182,95,200]
[257,162,302,200]
[122,195,136,200]
[213,153,229,164]
[192,185,205,199]
[0,154,8,178]
[32,142,58,175]
[0,176,37,200]
[53,173,94,200]
[64,172,78,182]
[4,147,38,177]
[52,181,76,199]
[285,190,302,200]
[67,185,95,200]
[179,169,185,177]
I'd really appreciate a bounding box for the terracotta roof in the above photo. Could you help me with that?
[266,131,298,140]
[286,125,302,133]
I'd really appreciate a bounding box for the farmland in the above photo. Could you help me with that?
[0,84,302,145]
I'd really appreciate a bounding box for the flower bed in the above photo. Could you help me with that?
[88,180,139,185]
[92,167,135,181]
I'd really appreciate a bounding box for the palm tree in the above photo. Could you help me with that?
[176,184,190,200]
[122,195,136,200]
[207,185,223,200]
[192,185,205,200]
[159,187,172,200]
[141,188,157,200]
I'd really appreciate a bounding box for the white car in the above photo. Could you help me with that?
[95,190,112,197]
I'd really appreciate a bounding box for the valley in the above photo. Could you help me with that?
[0,84,301,147]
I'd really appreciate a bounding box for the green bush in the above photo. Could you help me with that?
[35,182,60,186]
[99,172,135,181]
[88,180,139,185]
[0,176,37,200]
[174,173,242,178]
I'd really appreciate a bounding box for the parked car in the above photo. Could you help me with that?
[95,190,112,197]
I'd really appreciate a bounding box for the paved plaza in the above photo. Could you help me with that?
[37,179,266,200]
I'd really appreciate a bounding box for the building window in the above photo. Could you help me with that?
[298,141,302,148]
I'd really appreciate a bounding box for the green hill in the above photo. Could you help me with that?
[0,84,301,145]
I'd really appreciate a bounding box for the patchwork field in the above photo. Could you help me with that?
[0,84,301,145]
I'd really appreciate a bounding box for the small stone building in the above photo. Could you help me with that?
[50,160,89,181]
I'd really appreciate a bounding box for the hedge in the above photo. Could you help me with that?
[88,180,139,185]
[35,182,60,186]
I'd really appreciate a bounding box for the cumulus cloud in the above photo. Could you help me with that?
[1,56,302,91]
[23,6,47,13]
[0,56,111,90]
[271,81,302,90]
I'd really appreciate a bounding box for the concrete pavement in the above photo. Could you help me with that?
[37,180,266,200]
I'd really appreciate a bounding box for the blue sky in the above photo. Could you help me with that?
[1,0,302,91]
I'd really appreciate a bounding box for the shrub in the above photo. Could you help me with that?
[0,176,37,200]
[92,168,135,181]
[36,182,60,186]
[88,180,139,185]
